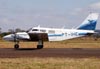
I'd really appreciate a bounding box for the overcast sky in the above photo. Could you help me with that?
[0,0,100,32]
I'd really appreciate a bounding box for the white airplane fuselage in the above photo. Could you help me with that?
[3,27,94,42]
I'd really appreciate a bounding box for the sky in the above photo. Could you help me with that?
[0,0,100,32]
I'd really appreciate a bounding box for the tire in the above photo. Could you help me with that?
[37,45,43,49]
[14,44,19,49]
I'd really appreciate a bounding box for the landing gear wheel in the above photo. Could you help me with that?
[14,44,19,49]
[37,45,43,49]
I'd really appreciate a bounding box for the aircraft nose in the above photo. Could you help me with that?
[3,34,14,41]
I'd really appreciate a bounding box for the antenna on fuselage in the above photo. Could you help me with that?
[37,25,40,28]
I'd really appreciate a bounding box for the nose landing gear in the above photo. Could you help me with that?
[14,40,19,49]
[14,44,19,49]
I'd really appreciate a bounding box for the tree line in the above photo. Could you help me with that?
[0,28,26,38]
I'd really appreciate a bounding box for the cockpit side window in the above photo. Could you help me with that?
[32,29,39,31]
[40,29,46,33]
[48,30,55,34]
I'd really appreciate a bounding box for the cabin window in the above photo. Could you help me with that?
[40,30,46,33]
[65,33,67,36]
[48,30,55,34]
[32,29,38,31]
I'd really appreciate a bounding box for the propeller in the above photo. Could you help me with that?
[11,29,19,43]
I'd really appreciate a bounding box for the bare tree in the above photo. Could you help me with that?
[8,28,25,33]
[15,28,22,32]
[8,29,14,33]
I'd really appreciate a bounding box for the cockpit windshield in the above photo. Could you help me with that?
[26,28,33,32]
[26,27,39,32]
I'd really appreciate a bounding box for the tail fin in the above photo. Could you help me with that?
[77,13,99,30]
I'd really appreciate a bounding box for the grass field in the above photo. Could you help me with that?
[0,37,100,48]
[0,58,100,69]
[0,38,100,69]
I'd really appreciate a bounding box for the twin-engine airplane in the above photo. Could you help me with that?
[3,13,99,49]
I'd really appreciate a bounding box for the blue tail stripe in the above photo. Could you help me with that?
[78,20,97,30]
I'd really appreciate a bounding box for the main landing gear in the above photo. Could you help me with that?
[14,40,44,49]
[37,40,44,49]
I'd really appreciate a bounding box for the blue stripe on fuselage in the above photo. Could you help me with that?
[48,33,88,37]
[78,33,87,35]
[48,33,64,37]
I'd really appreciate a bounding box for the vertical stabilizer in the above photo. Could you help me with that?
[77,13,99,30]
